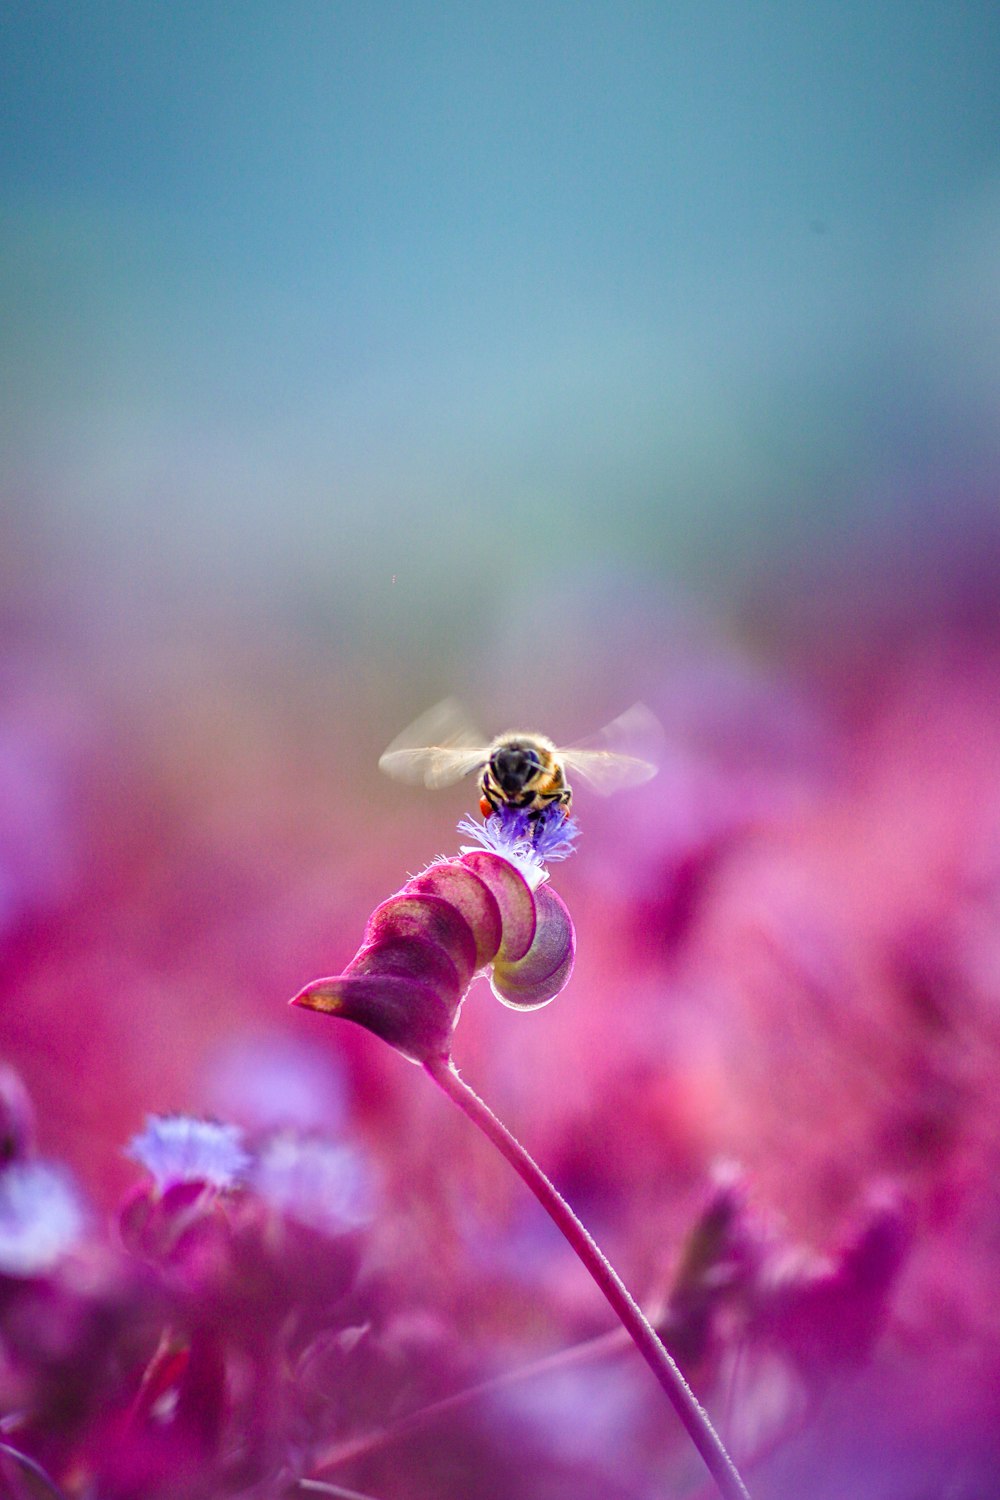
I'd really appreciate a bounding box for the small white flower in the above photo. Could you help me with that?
[0,1161,86,1274]
[251,1133,374,1234]
[127,1115,251,1191]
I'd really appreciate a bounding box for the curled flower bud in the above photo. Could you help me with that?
[407,861,503,966]
[491,883,575,1010]
[292,820,577,1060]
[459,849,536,962]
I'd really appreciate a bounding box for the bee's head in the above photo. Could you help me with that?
[489,741,544,795]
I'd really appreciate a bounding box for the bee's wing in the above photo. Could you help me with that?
[378,698,490,789]
[561,702,662,795]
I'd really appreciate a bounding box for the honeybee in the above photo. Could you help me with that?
[378,699,660,822]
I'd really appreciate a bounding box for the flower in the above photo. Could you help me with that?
[458,803,581,884]
[748,1186,914,1382]
[250,1133,374,1234]
[204,1033,350,1136]
[291,822,577,1062]
[0,1159,87,1275]
[126,1115,251,1192]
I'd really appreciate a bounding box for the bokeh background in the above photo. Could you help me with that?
[2,4,1000,1496]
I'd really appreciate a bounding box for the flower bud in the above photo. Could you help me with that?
[407,861,502,966]
[458,850,536,961]
[364,891,479,990]
[292,973,456,1065]
[292,835,576,1059]
[127,1116,251,1193]
[491,884,575,1010]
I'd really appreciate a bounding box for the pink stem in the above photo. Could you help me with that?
[424,1054,750,1500]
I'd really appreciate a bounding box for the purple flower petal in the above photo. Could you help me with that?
[127,1115,251,1192]
[459,804,581,874]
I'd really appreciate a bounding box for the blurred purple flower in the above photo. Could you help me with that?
[0,1159,86,1275]
[126,1115,251,1192]
[250,1133,374,1235]
[658,1165,757,1372]
[749,1187,914,1383]
[203,1033,350,1137]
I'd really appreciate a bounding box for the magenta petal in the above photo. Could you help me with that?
[408,862,503,968]
[364,892,478,989]
[291,974,454,1063]
[349,934,464,1010]
[458,850,536,962]
[491,884,575,1010]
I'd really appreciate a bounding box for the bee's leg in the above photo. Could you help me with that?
[479,772,498,820]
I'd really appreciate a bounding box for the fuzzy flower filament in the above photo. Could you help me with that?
[126,1115,252,1193]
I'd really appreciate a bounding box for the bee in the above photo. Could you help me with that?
[378,699,660,822]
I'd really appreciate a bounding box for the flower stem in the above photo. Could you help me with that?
[424,1054,751,1500]
[0,1442,69,1500]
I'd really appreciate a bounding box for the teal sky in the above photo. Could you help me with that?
[2,3,998,664]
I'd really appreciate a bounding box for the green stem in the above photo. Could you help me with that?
[424,1054,750,1500]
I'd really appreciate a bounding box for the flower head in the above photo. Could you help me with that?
[127,1115,251,1192]
[292,821,577,1060]
[458,804,581,887]
[0,1159,87,1275]
[250,1133,374,1235]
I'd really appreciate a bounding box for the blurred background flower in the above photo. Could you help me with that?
[1,3,999,1496]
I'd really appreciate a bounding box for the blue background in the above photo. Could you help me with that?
[3,2,997,717]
